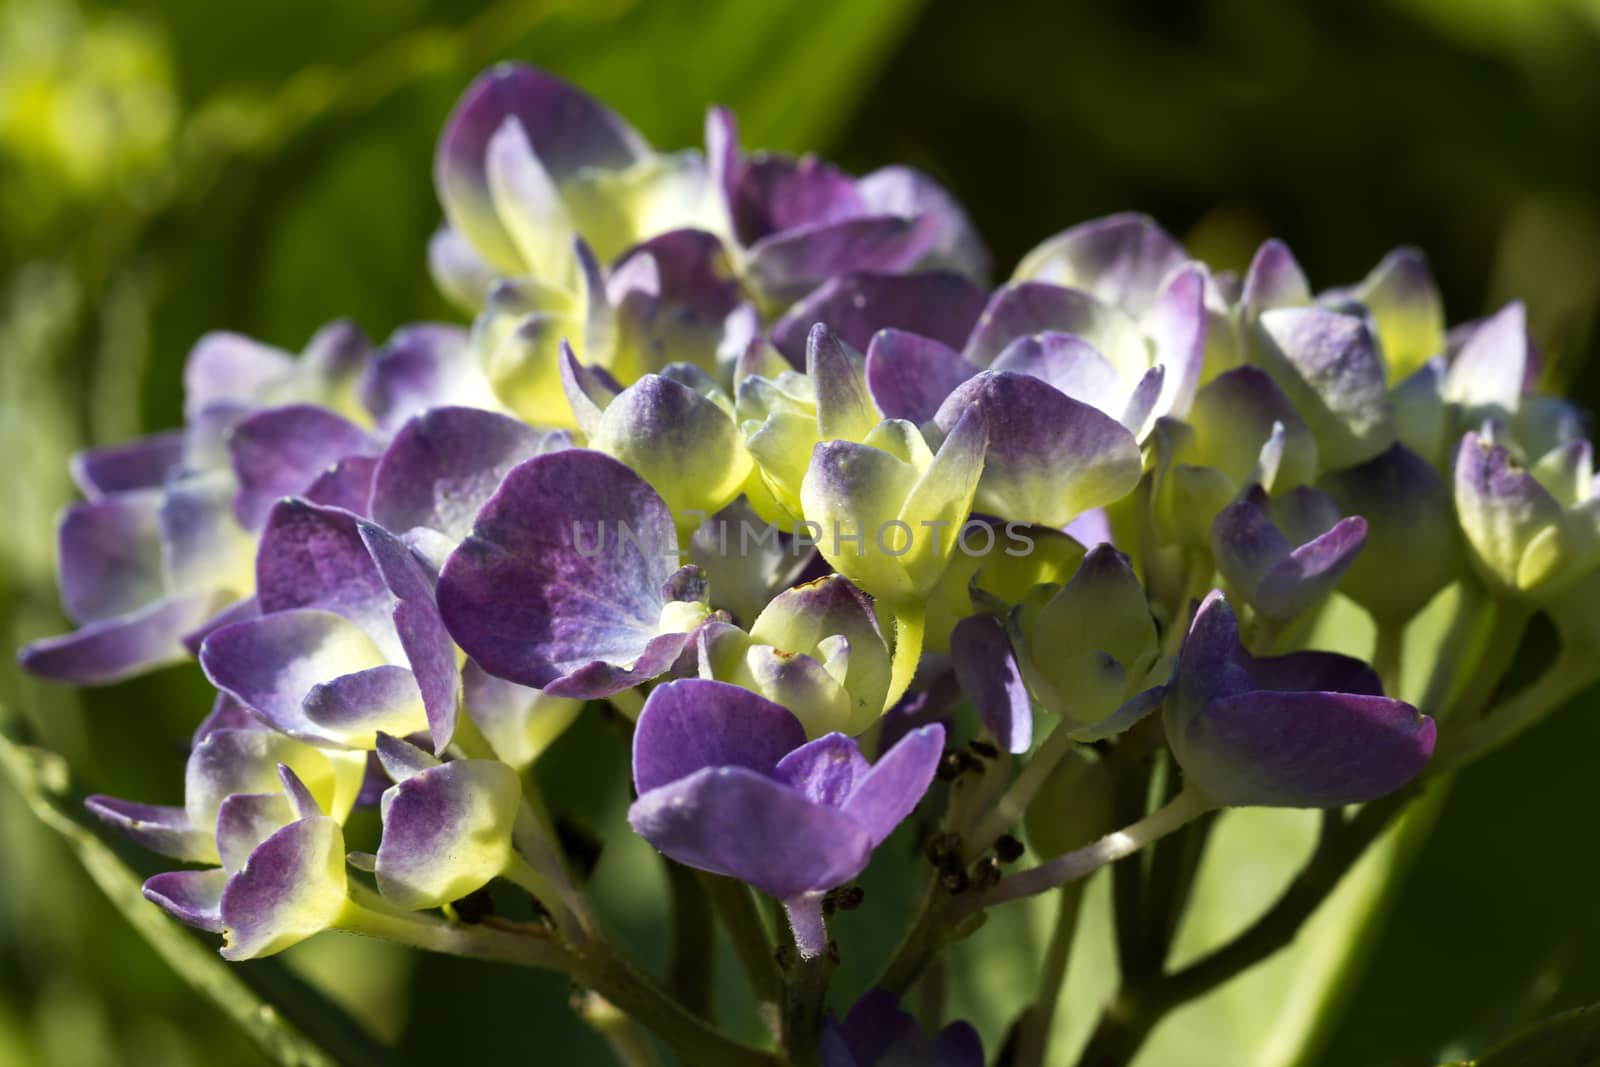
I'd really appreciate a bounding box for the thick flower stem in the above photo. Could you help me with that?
[1072,787,1418,1067]
[781,947,835,1067]
[343,887,779,1066]
[571,991,664,1067]
[578,942,785,1067]
[1012,884,1084,1067]
[984,788,1216,908]
[701,873,784,1039]
[663,858,717,1021]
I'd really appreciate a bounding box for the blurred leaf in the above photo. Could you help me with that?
[1458,1002,1600,1066]
[0,721,389,1067]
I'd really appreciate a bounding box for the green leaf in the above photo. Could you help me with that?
[0,719,389,1067]
[1465,1002,1600,1066]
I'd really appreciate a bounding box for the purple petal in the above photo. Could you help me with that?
[70,430,185,497]
[300,320,372,384]
[632,678,807,794]
[84,796,214,863]
[1177,689,1434,808]
[608,230,746,373]
[359,522,461,752]
[1145,264,1207,417]
[183,727,341,832]
[746,216,935,303]
[950,615,1031,753]
[1017,213,1188,313]
[932,1022,986,1067]
[1246,650,1385,698]
[435,63,648,271]
[143,869,227,933]
[19,591,223,685]
[193,692,262,745]
[303,456,377,516]
[255,499,396,653]
[436,450,685,695]
[428,228,496,312]
[857,165,991,280]
[774,734,872,808]
[1444,301,1528,418]
[181,595,258,657]
[199,609,386,742]
[1253,516,1367,620]
[183,332,294,417]
[55,492,164,624]
[215,792,294,874]
[933,371,1141,527]
[864,329,978,425]
[228,405,379,530]
[964,282,1123,368]
[839,723,944,848]
[875,672,960,759]
[219,815,347,959]
[375,759,520,908]
[770,272,987,363]
[1173,592,1260,711]
[806,324,876,441]
[1254,308,1393,469]
[728,155,864,245]
[1240,239,1311,316]
[159,472,255,596]
[302,665,425,744]
[629,766,874,899]
[360,324,494,434]
[1454,430,1562,588]
[991,332,1127,417]
[371,406,565,544]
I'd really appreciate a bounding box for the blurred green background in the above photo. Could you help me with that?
[3,0,1600,1064]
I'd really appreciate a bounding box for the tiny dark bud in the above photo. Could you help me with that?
[968,739,1000,760]
[835,885,865,911]
[995,834,1025,864]
[925,831,961,866]
[973,857,1003,891]
[450,887,495,924]
[936,751,965,781]
[774,944,797,969]
[941,868,970,894]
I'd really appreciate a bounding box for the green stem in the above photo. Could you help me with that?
[1372,618,1405,700]
[572,991,665,1067]
[343,889,778,1066]
[983,788,1217,908]
[1073,789,1418,1067]
[338,892,568,970]
[1435,652,1597,771]
[581,942,784,1067]
[502,848,584,946]
[1013,884,1085,1067]
[701,873,783,1039]
[964,719,1075,857]
[664,859,717,1022]
[884,603,927,712]
[782,949,835,1067]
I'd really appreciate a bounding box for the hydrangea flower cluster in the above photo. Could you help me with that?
[21,62,1597,1066]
